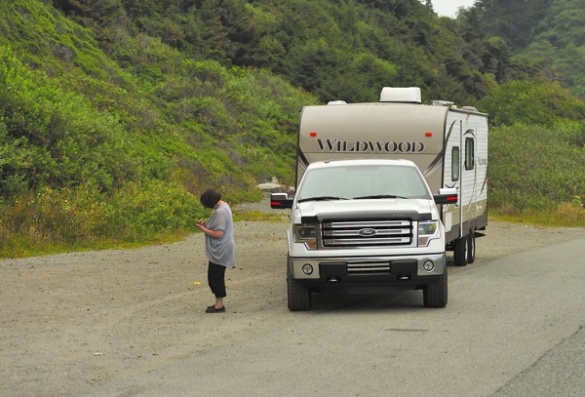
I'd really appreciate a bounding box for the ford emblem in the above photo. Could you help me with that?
[358,228,377,237]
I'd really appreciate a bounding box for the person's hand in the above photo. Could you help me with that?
[196,220,207,231]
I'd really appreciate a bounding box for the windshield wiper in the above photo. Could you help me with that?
[297,196,349,203]
[352,194,409,200]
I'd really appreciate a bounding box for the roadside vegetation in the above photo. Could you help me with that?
[0,0,583,258]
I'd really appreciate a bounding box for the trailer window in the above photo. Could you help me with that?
[465,137,475,170]
[451,147,460,181]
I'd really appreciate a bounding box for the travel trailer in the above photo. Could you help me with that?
[271,87,488,310]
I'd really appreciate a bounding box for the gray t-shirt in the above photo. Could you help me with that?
[204,203,235,268]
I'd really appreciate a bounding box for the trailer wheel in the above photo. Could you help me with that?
[423,268,448,308]
[453,237,468,266]
[466,232,476,264]
[287,268,311,311]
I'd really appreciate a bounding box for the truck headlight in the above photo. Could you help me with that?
[293,224,318,250]
[418,221,440,247]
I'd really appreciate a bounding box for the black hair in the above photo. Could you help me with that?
[200,188,222,209]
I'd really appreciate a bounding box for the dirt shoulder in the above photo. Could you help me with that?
[1,205,584,396]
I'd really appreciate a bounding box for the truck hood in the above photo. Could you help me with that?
[294,198,438,222]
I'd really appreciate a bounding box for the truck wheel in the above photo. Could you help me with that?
[287,269,311,311]
[423,268,448,308]
[453,236,468,266]
[466,232,476,264]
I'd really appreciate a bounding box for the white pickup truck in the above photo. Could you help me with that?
[271,158,457,311]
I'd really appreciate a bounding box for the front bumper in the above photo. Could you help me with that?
[289,253,446,288]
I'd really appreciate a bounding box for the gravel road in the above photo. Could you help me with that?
[2,198,584,397]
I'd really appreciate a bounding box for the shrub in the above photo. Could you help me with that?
[489,122,585,210]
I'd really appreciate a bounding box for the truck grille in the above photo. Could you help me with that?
[347,262,391,274]
[321,219,413,248]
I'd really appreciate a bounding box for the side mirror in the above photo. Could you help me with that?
[434,188,458,205]
[270,193,293,209]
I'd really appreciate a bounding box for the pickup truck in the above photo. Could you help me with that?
[271,159,457,311]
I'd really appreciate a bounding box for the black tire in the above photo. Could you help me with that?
[453,236,468,266]
[423,267,448,308]
[287,268,311,311]
[466,232,476,264]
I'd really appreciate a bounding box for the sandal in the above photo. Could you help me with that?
[206,306,225,313]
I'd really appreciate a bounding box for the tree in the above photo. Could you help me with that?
[424,0,433,14]
[474,0,552,50]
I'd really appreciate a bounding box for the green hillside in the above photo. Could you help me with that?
[0,0,583,257]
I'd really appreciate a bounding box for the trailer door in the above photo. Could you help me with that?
[442,114,463,243]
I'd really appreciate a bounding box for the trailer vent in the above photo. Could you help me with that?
[432,100,454,107]
[321,219,413,248]
[460,105,479,112]
[379,87,421,104]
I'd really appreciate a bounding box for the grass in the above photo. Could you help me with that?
[490,203,585,228]
[2,203,581,260]
[0,207,288,259]
[232,210,289,222]
[0,232,189,259]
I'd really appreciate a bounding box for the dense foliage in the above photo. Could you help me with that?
[0,0,583,256]
[473,0,585,97]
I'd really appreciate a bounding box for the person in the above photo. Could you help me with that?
[196,189,236,313]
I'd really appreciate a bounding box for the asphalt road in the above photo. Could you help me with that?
[86,237,585,397]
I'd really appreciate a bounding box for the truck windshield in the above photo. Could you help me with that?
[296,164,432,202]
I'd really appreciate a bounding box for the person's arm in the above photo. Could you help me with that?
[196,220,225,238]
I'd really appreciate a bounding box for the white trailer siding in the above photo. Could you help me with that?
[296,103,448,186]
[441,110,489,240]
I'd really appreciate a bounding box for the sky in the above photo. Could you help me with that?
[430,0,477,18]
